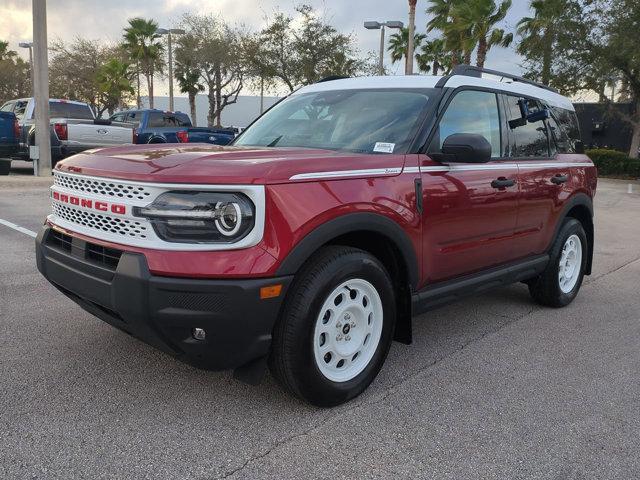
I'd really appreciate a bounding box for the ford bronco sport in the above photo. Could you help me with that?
[36,66,597,407]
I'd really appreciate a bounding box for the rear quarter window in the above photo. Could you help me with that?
[550,106,581,153]
[148,112,191,128]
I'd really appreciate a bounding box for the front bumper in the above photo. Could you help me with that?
[35,226,292,371]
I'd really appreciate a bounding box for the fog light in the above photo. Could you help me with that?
[192,328,206,341]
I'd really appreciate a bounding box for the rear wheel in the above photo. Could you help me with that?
[528,218,587,307]
[270,246,396,407]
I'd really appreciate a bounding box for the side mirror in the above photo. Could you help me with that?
[432,133,492,163]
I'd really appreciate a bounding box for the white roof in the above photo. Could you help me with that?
[295,74,574,111]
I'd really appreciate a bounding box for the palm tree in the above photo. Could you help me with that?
[426,0,476,66]
[122,18,164,109]
[406,0,418,74]
[0,41,17,61]
[416,39,445,74]
[457,0,513,68]
[96,58,135,115]
[388,28,427,73]
[517,0,565,85]
[174,33,204,126]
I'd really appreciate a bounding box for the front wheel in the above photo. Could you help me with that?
[270,246,396,407]
[528,218,588,307]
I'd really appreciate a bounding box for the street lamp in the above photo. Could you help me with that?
[156,28,185,112]
[19,41,34,95]
[364,20,404,76]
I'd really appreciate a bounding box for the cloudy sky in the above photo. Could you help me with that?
[1,0,534,97]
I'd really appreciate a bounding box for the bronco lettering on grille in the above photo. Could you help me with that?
[52,191,126,215]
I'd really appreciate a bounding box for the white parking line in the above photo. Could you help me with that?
[0,218,37,238]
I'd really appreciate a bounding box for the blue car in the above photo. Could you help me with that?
[0,111,18,174]
[109,109,235,146]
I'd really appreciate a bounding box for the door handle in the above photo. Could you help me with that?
[551,174,569,185]
[491,177,516,189]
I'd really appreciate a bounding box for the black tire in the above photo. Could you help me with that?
[269,246,396,407]
[528,218,588,307]
[0,159,10,175]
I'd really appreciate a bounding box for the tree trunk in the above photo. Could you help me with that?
[433,61,440,76]
[476,37,488,68]
[207,88,216,127]
[147,72,154,109]
[406,1,417,75]
[189,90,197,127]
[541,27,553,85]
[630,101,640,159]
[136,61,141,109]
[215,66,222,127]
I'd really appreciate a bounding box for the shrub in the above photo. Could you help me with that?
[586,149,640,177]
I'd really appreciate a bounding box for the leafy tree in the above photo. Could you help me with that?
[174,33,205,125]
[388,28,426,73]
[178,14,244,127]
[122,18,164,109]
[250,5,364,92]
[457,0,513,68]
[96,58,135,115]
[0,40,30,105]
[49,38,126,116]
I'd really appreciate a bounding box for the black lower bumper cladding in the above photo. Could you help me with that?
[35,227,292,371]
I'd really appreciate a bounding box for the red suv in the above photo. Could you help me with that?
[36,66,597,406]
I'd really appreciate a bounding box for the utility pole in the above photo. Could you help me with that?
[364,21,403,76]
[157,28,185,112]
[32,0,51,176]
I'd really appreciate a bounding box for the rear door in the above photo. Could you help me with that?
[501,94,571,258]
[419,88,520,283]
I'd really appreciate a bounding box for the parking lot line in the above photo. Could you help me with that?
[0,218,37,238]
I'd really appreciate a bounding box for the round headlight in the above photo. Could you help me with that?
[215,202,242,236]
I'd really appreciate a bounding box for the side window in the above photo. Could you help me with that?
[147,112,166,128]
[550,106,580,153]
[429,90,501,158]
[0,102,13,112]
[504,95,550,158]
[13,101,28,120]
[126,112,141,127]
[111,113,125,122]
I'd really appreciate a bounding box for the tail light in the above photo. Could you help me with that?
[13,118,19,138]
[54,123,67,140]
[176,130,189,143]
[132,128,138,144]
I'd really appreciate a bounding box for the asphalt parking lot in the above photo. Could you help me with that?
[1,162,640,480]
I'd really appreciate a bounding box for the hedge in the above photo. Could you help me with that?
[586,149,640,178]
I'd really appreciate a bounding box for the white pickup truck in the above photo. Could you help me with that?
[0,98,134,165]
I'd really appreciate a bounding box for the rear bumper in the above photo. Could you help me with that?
[35,226,292,371]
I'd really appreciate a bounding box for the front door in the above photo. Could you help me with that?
[420,88,520,284]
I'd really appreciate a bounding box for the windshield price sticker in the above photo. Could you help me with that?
[373,142,395,153]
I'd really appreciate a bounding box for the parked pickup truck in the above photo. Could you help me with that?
[0,98,134,166]
[36,66,597,407]
[109,109,235,145]
[0,111,19,174]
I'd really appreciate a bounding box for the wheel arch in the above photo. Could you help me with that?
[147,135,167,144]
[275,212,419,344]
[554,193,594,275]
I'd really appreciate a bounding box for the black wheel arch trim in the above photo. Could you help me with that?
[551,192,594,275]
[275,212,420,289]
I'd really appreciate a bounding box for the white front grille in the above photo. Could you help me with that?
[52,203,149,239]
[48,171,266,251]
[53,173,153,200]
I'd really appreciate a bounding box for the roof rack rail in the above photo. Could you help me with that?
[317,75,350,83]
[451,65,558,94]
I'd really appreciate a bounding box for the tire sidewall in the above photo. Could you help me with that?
[548,219,588,306]
[288,252,396,406]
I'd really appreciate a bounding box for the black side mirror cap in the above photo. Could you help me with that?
[431,133,492,164]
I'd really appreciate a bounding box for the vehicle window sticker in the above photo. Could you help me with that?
[373,142,395,153]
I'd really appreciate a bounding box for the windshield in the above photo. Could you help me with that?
[235,88,434,154]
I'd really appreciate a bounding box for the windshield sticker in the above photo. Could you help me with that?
[373,142,395,153]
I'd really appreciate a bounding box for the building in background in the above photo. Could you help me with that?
[141,94,280,129]
[574,103,635,152]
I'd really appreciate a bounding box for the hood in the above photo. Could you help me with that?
[55,144,406,185]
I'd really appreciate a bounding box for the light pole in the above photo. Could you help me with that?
[19,42,34,95]
[32,0,51,176]
[156,28,185,112]
[364,21,404,76]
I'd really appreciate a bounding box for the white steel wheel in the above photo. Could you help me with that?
[312,278,384,383]
[558,234,583,293]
